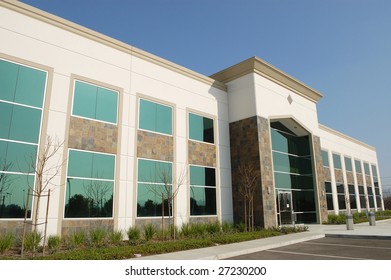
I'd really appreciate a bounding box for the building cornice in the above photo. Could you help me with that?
[319,124,376,151]
[1,0,227,91]
[210,56,323,103]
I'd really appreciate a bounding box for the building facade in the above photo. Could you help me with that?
[0,1,384,236]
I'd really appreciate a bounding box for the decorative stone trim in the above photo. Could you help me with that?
[356,173,364,186]
[313,135,328,223]
[68,116,118,154]
[188,140,216,167]
[137,130,174,162]
[61,219,114,236]
[257,116,276,228]
[346,171,355,185]
[334,169,344,183]
[0,221,31,236]
[323,167,332,181]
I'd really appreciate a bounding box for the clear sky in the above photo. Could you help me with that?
[20,0,391,192]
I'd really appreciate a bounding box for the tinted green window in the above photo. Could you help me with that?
[189,166,216,186]
[273,152,312,174]
[139,99,172,135]
[355,160,362,174]
[332,153,342,169]
[190,186,216,215]
[371,165,378,178]
[271,127,310,156]
[0,103,41,143]
[137,159,172,217]
[138,159,172,183]
[64,178,113,218]
[274,172,314,190]
[0,140,36,173]
[344,157,353,172]
[321,150,329,167]
[190,165,217,216]
[0,60,18,102]
[0,173,34,218]
[65,150,115,218]
[137,183,172,217]
[364,162,370,176]
[292,190,315,212]
[189,113,214,143]
[0,59,46,108]
[72,81,118,124]
[67,150,115,180]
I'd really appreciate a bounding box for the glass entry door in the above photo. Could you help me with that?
[278,191,293,225]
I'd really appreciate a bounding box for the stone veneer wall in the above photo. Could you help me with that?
[230,116,261,226]
[137,130,174,162]
[334,169,344,183]
[68,116,118,154]
[346,172,355,185]
[365,175,373,187]
[62,219,114,236]
[64,116,118,235]
[356,173,364,186]
[257,117,276,228]
[0,221,31,235]
[229,116,276,229]
[188,141,216,167]
[312,136,328,223]
[323,167,332,181]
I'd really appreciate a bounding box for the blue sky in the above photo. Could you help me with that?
[20,0,391,191]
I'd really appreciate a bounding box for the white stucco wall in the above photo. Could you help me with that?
[0,4,232,236]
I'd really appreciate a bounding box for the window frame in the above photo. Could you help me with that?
[332,153,342,170]
[64,148,116,219]
[188,112,215,144]
[321,149,329,167]
[189,164,217,216]
[0,57,48,220]
[71,79,119,125]
[138,97,173,136]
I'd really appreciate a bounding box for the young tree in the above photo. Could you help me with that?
[237,163,260,231]
[22,135,65,256]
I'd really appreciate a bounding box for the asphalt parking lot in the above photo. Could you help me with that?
[226,236,391,260]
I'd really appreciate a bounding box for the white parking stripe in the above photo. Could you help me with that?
[266,249,371,260]
[304,241,391,250]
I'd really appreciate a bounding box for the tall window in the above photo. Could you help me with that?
[139,99,172,135]
[321,150,329,167]
[364,162,370,176]
[336,183,346,210]
[190,165,216,216]
[367,186,375,208]
[344,157,353,172]
[332,153,342,169]
[355,159,362,174]
[189,113,214,144]
[270,121,316,224]
[358,186,366,209]
[324,182,334,210]
[348,184,356,209]
[372,164,381,208]
[72,80,118,124]
[0,59,47,219]
[137,159,172,217]
[65,149,115,218]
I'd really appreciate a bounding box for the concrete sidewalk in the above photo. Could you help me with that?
[136,219,391,260]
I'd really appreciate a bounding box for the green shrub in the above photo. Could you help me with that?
[127,226,141,245]
[189,223,207,237]
[24,231,42,253]
[206,221,221,235]
[0,233,15,254]
[89,228,107,247]
[180,223,191,238]
[222,221,234,233]
[327,214,346,224]
[109,230,123,246]
[67,231,87,249]
[235,222,247,232]
[143,223,157,241]
[47,235,62,253]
